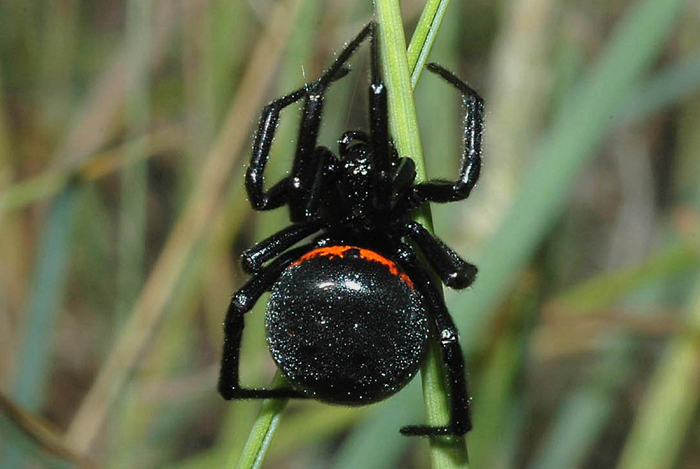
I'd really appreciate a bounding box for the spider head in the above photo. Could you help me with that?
[333,131,373,215]
[336,146,373,216]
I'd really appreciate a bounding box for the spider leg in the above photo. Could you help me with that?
[410,63,484,206]
[402,220,477,289]
[219,245,313,400]
[303,146,340,218]
[286,90,326,223]
[366,24,397,211]
[288,23,374,222]
[246,86,308,211]
[246,68,351,213]
[241,222,322,274]
[392,243,472,437]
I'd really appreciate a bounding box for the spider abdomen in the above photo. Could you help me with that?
[266,246,428,405]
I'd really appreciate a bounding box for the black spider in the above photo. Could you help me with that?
[218,22,484,437]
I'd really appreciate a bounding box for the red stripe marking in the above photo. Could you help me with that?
[291,246,414,289]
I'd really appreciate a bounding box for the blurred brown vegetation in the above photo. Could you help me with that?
[1,0,700,467]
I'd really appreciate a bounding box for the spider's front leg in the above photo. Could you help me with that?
[287,23,375,222]
[218,246,313,400]
[246,69,350,213]
[246,87,308,212]
[410,63,484,207]
[393,243,472,437]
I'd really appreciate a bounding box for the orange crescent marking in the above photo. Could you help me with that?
[290,245,414,289]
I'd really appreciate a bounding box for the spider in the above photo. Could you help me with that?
[218,22,484,437]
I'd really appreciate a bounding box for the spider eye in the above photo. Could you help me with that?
[341,139,365,157]
[338,130,369,156]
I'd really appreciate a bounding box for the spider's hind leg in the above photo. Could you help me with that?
[219,245,313,401]
[393,243,472,437]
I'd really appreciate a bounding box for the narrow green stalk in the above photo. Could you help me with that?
[375,0,424,180]
[617,51,700,125]
[4,186,78,469]
[407,0,452,89]
[11,187,78,411]
[375,1,468,467]
[551,243,699,314]
[234,374,291,469]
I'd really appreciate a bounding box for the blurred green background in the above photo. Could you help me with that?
[1,0,700,467]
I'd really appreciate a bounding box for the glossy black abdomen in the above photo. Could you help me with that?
[266,246,428,405]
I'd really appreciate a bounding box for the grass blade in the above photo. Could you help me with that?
[234,375,290,469]
[4,187,78,469]
[12,186,77,411]
[407,0,451,88]
[618,51,700,125]
[0,125,184,213]
[550,242,699,314]
[375,0,468,467]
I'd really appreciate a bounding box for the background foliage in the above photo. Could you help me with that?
[1,0,700,467]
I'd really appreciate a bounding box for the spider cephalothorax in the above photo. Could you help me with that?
[219,22,484,437]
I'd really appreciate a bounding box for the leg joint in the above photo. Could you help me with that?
[439,329,459,345]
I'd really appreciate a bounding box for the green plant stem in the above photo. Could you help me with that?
[235,374,291,469]
[375,0,424,173]
[12,186,78,411]
[375,1,468,468]
[407,0,452,89]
